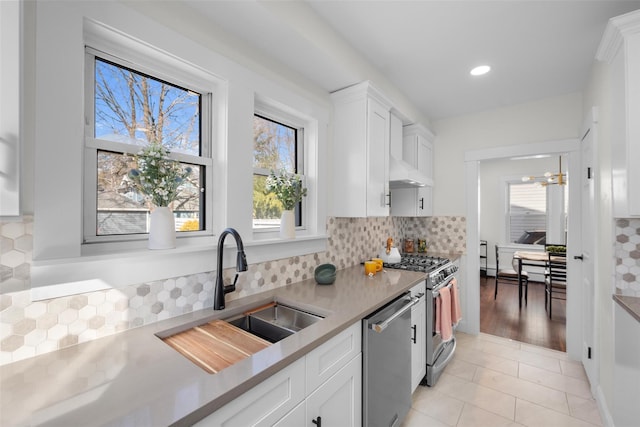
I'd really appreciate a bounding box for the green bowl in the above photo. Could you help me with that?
[315,264,337,285]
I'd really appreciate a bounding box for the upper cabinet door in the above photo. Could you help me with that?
[366,97,390,217]
[597,10,640,217]
[331,81,391,217]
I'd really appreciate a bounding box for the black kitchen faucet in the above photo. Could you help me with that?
[213,228,248,310]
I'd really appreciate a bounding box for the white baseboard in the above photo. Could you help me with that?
[595,385,614,427]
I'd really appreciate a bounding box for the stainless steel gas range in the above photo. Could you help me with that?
[384,254,459,386]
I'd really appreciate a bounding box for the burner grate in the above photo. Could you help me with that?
[383,255,449,273]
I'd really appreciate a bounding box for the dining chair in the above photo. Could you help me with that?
[543,243,566,282]
[545,250,567,318]
[544,243,566,255]
[494,245,529,302]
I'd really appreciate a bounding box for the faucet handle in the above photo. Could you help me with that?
[224,274,239,295]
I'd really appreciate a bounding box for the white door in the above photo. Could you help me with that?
[579,112,597,391]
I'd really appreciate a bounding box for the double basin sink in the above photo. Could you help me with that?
[226,302,324,343]
[161,301,324,374]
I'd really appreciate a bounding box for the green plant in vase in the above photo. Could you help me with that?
[265,169,307,238]
[265,169,307,211]
[128,142,192,249]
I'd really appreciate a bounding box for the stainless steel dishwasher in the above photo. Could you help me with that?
[363,292,419,427]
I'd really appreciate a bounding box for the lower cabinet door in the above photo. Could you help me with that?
[194,358,305,427]
[306,353,362,427]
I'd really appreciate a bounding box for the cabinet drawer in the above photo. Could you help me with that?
[195,358,305,427]
[306,322,361,394]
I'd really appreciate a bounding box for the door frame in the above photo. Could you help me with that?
[463,138,582,360]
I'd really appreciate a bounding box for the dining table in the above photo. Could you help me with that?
[512,250,567,307]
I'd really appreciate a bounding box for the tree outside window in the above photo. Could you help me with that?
[252,114,302,228]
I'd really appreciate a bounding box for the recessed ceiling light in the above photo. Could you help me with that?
[470,65,491,76]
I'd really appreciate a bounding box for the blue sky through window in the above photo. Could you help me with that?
[94,58,201,156]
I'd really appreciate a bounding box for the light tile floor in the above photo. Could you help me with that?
[403,332,602,427]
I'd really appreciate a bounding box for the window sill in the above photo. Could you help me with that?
[31,234,328,301]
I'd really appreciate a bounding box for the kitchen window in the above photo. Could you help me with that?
[83,49,214,244]
[507,181,547,244]
[252,106,305,231]
[32,9,327,299]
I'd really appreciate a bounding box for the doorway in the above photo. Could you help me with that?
[462,139,583,360]
[479,155,567,351]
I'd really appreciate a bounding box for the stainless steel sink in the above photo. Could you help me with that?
[226,303,324,343]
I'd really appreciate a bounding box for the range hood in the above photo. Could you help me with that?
[389,155,433,189]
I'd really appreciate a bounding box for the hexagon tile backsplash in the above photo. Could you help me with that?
[0,215,465,365]
[615,218,640,296]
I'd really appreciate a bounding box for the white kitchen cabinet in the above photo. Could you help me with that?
[410,282,427,392]
[597,11,640,217]
[306,353,362,427]
[306,322,361,394]
[273,401,306,426]
[391,124,435,217]
[198,322,362,427]
[0,0,21,216]
[613,301,640,427]
[275,354,362,427]
[331,81,392,217]
[194,357,305,427]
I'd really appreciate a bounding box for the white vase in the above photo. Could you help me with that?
[148,206,176,249]
[280,210,296,239]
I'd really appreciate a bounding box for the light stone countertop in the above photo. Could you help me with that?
[0,265,426,426]
[613,294,640,323]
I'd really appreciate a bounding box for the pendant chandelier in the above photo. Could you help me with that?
[522,157,566,186]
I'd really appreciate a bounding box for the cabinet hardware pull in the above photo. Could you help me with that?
[419,197,424,210]
[411,324,417,343]
[312,416,322,427]
[574,255,584,261]
[385,192,391,206]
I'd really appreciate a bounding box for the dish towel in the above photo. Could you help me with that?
[450,278,462,326]
[437,286,453,342]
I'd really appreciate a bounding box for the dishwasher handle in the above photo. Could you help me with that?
[370,296,420,333]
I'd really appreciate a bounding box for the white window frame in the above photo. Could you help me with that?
[81,43,215,252]
[252,97,314,241]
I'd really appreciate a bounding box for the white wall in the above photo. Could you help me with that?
[432,93,583,216]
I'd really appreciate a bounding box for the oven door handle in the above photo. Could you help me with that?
[370,296,420,333]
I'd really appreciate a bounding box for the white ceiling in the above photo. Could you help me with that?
[181,0,640,121]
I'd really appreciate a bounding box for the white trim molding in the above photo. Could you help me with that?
[596,9,640,63]
[465,138,582,359]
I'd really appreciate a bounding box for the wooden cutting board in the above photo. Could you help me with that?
[163,320,271,374]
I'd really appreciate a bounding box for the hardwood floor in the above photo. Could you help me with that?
[480,275,566,352]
